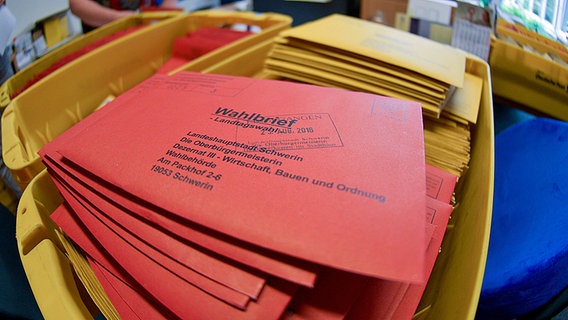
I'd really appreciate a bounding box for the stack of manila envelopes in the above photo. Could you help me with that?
[265,14,481,179]
[265,14,469,119]
[40,72,456,319]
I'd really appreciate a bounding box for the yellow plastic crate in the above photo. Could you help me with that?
[2,10,292,190]
[16,55,493,320]
[16,169,99,319]
[489,36,568,120]
[0,178,18,214]
[494,18,568,64]
[415,54,493,319]
[0,11,182,109]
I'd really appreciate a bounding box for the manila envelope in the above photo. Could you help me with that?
[265,57,443,108]
[444,73,483,124]
[264,58,442,118]
[271,38,451,93]
[276,14,465,88]
[269,45,448,98]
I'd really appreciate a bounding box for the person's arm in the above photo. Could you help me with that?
[69,0,135,28]
[160,0,179,9]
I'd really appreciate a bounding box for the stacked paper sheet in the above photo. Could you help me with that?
[264,14,467,119]
[265,14,481,179]
[423,116,472,178]
[40,72,456,319]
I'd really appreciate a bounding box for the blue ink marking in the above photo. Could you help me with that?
[370,98,407,121]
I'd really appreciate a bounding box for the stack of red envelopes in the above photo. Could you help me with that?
[39,71,455,319]
[156,27,254,74]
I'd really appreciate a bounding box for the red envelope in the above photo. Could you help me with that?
[155,56,190,74]
[156,27,252,74]
[345,225,436,319]
[390,197,453,319]
[51,204,176,319]
[52,174,253,309]
[54,71,427,283]
[173,28,252,60]
[343,274,410,320]
[425,164,457,204]
[187,27,254,43]
[46,154,266,301]
[282,268,368,320]
[52,199,298,319]
[44,151,319,286]
[39,74,320,288]
[345,197,453,319]
[89,257,170,320]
